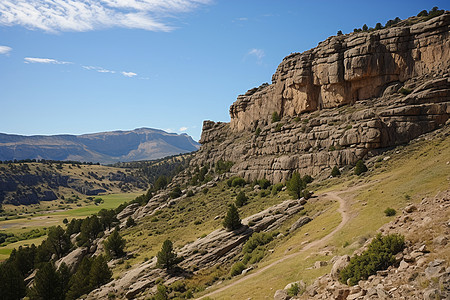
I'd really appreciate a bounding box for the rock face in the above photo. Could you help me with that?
[230,13,450,131]
[194,13,450,181]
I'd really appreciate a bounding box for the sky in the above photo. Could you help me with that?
[0,0,448,141]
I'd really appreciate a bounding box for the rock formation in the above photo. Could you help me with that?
[193,13,450,181]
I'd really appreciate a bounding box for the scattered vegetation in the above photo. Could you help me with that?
[339,234,405,285]
[354,160,368,175]
[223,204,242,231]
[384,207,397,217]
[271,112,281,123]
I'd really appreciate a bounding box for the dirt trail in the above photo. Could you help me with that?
[197,190,352,299]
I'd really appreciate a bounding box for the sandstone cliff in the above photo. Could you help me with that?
[194,13,450,182]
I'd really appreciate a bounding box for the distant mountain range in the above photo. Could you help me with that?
[0,128,200,164]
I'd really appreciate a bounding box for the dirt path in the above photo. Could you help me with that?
[197,190,351,299]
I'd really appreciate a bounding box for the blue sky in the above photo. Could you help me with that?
[0,0,448,141]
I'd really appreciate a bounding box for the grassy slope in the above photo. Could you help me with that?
[198,132,449,299]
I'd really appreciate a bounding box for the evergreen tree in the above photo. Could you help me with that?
[375,22,383,30]
[98,209,118,231]
[47,226,71,259]
[126,216,136,227]
[331,166,341,177]
[354,160,368,175]
[28,262,62,300]
[337,30,343,35]
[155,284,168,300]
[89,255,112,289]
[362,24,368,31]
[287,172,306,199]
[235,191,248,207]
[104,229,126,258]
[0,262,26,300]
[157,239,178,270]
[65,257,92,300]
[57,263,71,296]
[223,204,242,230]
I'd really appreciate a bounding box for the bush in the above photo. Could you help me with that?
[384,207,396,217]
[274,123,284,132]
[231,177,246,187]
[354,160,368,175]
[271,183,284,195]
[399,87,411,95]
[287,283,299,297]
[243,232,274,253]
[126,217,136,227]
[255,128,261,137]
[417,9,428,17]
[169,187,182,199]
[215,160,233,174]
[331,166,341,177]
[272,112,281,123]
[186,190,194,197]
[258,178,271,189]
[339,234,405,285]
[235,191,248,207]
[230,261,245,276]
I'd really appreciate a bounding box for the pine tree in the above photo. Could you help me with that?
[235,191,248,207]
[157,239,178,269]
[89,255,112,289]
[47,225,71,259]
[104,229,126,258]
[223,204,242,230]
[354,160,368,175]
[65,257,92,300]
[0,262,26,300]
[287,172,306,199]
[331,166,341,177]
[28,262,62,300]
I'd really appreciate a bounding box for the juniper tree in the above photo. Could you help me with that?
[223,204,242,230]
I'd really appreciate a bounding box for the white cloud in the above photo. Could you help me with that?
[0,45,12,55]
[122,71,137,77]
[24,57,72,64]
[0,0,211,33]
[248,48,265,60]
[83,65,115,74]
[179,126,188,131]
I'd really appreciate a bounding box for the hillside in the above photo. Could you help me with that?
[0,128,200,164]
[0,10,449,300]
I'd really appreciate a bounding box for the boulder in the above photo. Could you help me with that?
[273,289,290,300]
[331,255,350,279]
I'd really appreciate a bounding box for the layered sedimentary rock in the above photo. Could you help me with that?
[194,13,450,181]
[230,13,450,132]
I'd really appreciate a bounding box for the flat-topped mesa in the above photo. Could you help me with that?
[229,12,450,132]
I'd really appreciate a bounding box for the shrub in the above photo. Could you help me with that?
[354,160,368,175]
[417,9,428,17]
[275,123,284,132]
[287,283,299,297]
[235,191,248,207]
[258,178,271,189]
[271,183,284,195]
[231,177,246,187]
[255,127,261,137]
[331,166,341,177]
[126,217,136,227]
[337,30,343,36]
[186,190,194,197]
[215,160,233,174]
[374,22,382,30]
[230,261,245,276]
[384,207,396,217]
[339,234,405,285]
[399,87,411,95]
[272,112,281,123]
[169,187,182,199]
[243,232,274,254]
[223,204,242,230]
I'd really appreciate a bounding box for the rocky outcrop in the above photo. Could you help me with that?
[295,190,450,300]
[193,13,450,181]
[230,13,450,131]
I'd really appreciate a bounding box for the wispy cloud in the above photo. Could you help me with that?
[179,126,188,131]
[0,0,211,33]
[121,71,137,78]
[24,57,72,64]
[248,48,265,61]
[83,65,115,74]
[0,45,12,55]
